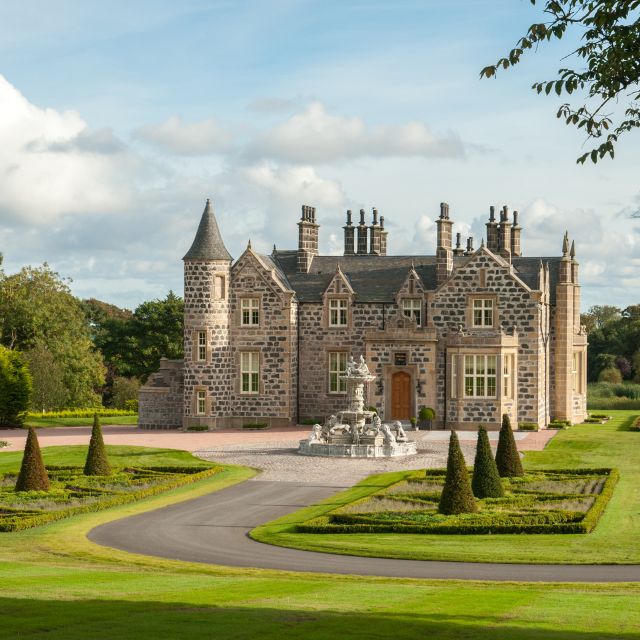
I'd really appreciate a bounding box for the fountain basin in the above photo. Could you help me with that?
[298,440,417,458]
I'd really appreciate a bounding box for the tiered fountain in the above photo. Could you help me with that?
[298,355,417,458]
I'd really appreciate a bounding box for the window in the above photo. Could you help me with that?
[240,352,259,394]
[472,298,494,327]
[196,390,206,416]
[241,298,260,326]
[503,354,513,398]
[402,299,422,326]
[329,352,347,393]
[451,355,457,399]
[197,331,207,362]
[214,275,225,299]
[573,352,582,393]
[329,299,348,326]
[464,355,497,397]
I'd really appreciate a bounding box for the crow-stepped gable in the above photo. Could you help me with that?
[139,199,588,430]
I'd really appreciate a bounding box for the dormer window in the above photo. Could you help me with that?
[402,299,422,326]
[241,298,260,326]
[472,298,494,327]
[329,299,348,326]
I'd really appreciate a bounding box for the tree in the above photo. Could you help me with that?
[0,264,104,407]
[84,414,112,476]
[581,305,622,333]
[15,427,50,492]
[91,292,183,382]
[495,414,524,478]
[24,344,67,412]
[0,345,32,427]
[481,1,640,164]
[599,367,623,382]
[110,376,141,409]
[438,431,477,515]
[472,426,504,498]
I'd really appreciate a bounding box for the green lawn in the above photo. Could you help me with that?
[0,440,639,638]
[252,410,640,564]
[24,415,139,427]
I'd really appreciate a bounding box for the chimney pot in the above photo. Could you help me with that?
[346,209,352,226]
[372,208,378,225]
[359,209,366,225]
[489,205,495,222]
[380,215,384,229]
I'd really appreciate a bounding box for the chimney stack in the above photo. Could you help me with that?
[369,208,382,255]
[511,210,522,257]
[453,232,464,256]
[380,215,388,255]
[357,208,368,255]
[297,204,319,272]
[498,205,512,261]
[436,202,454,284]
[486,205,499,252]
[343,209,355,255]
[465,236,474,255]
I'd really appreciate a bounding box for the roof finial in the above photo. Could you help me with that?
[570,239,576,259]
[272,243,277,255]
[247,239,252,250]
[562,231,569,256]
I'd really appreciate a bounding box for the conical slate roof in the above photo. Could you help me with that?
[183,199,232,261]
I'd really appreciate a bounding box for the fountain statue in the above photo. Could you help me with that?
[298,355,417,458]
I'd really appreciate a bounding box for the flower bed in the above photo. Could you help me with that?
[296,468,618,535]
[0,465,221,532]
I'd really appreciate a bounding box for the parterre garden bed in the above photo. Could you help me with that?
[296,467,618,535]
[0,464,221,531]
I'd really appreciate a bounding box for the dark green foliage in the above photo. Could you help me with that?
[495,414,524,477]
[438,431,477,515]
[418,407,435,421]
[472,426,504,498]
[83,414,112,476]
[0,346,32,427]
[15,427,50,492]
[480,1,640,164]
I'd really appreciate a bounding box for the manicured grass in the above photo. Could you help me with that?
[1,443,639,638]
[24,415,139,427]
[252,411,640,564]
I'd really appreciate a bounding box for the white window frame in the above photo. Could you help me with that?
[329,298,348,326]
[451,355,457,399]
[573,352,581,393]
[464,355,497,398]
[472,298,494,327]
[329,352,347,394]
[197,330,207,362]
[402,299,422,326]
[241,298,260,326]
[240,351,260,394]
[196,390,206,416]
[503,354,512,398]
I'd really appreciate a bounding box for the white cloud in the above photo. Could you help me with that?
[245,101,466,163]
[0,74,137,224]
[133,116,234,156]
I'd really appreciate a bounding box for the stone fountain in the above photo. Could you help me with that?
[298,355,417,458]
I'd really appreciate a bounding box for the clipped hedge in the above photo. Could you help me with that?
[518,423,538,431]
[295,467,619,536]
[0,466,221,532]
[26,409,137,419]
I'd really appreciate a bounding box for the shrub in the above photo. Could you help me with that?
[495,414,524,477]
[472,426,504,498]
[630,416,640,432]
[84,414,112,476]
[548,420,569,429]
[124,399,139,412]
[518,422,538,431]
[27,409,136,419]
[300,418,319,426]
[418,407,435,421]
[598,367,622,383]
[243,422,268,429]
[410,417,417,428]
[110,376,141,410]
[15,427,50,492]
[186,425,208,432]
[438,431,477,514]
[0,440,9,449]
[0,346,32,428]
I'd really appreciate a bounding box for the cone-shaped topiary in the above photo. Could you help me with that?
[15,427,50,492]
[495,414,524,477]
[438,430,477,514]
[84,413,112,476]
[471,425,504,498]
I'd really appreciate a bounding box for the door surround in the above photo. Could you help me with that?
[383,365,417,421]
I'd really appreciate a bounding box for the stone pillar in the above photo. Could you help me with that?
[297,204,319,272]
[436,202,453,285]
[343,209,355,255]
[553,232,574,422]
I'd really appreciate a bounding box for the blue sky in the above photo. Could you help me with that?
[0,1,638,309]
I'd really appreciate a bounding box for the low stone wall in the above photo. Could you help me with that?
[138,358,184,429]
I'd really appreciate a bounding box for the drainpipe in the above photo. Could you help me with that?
[443,346,448,430]
[296,302,301,425]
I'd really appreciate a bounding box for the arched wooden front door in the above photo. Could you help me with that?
[391,371,412,420]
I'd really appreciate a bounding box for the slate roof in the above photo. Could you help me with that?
[183,199,232,261]
[270,250,563,304]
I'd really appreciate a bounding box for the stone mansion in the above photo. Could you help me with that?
[138,199,588,430]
